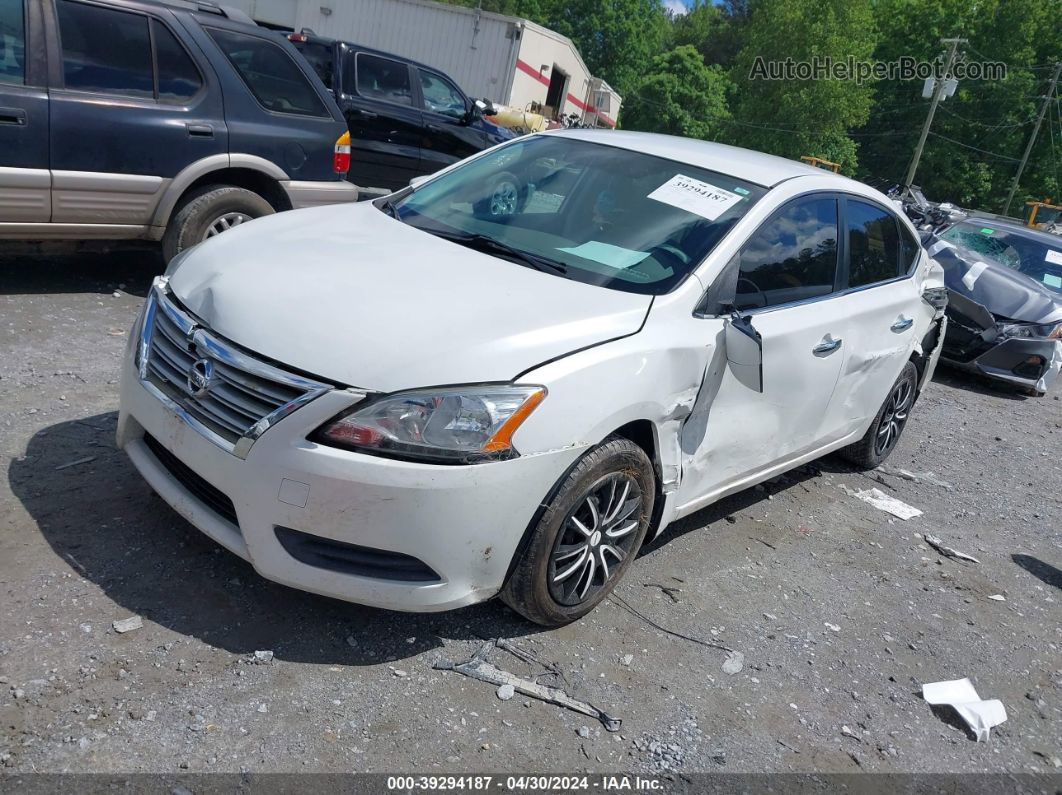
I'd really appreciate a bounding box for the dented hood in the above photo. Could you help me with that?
[168,202,652,391]
[926,233,1062,324]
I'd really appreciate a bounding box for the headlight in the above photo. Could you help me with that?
[999,321,1062,339]
[315,385,546,463]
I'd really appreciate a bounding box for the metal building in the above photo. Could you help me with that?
[228,0,621,126]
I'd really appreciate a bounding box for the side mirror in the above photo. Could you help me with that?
[408,175,430,189]
[725,311,763,393]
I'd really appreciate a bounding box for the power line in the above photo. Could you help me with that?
[926,130,1022,161]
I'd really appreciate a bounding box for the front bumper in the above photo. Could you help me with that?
[281,179,359,209]
[117,353,582,612]
[942,335,1062,394]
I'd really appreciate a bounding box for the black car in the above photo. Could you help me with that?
[288,32,515,190]
[0,0,356,261]
[926,218,1062,395]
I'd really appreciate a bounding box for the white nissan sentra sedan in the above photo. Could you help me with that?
[117,130,947,626]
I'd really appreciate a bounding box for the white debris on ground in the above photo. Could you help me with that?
[923,678,1007,741]
[111,616,143,634]
[841,485,923,520]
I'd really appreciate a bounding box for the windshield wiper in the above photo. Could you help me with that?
[433,231,567,275]
[378,198,399,218]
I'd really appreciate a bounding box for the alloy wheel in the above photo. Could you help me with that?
[548,473,644,606]
[202,212,252,240]
[489,181,518,216]
[875,377,913,457]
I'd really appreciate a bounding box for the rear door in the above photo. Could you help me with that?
[47,0,225,225]
[414,66,482,175]
[824,197,921,437]
[339,48,422,189]
[0,0,49,222]
[679,194,849,504]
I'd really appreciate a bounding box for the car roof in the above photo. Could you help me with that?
[134,0,254,24]
[960,214,1062,245]
[544,129,849,188]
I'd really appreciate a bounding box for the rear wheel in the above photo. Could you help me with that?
[501,437,655,627]
[162,185,274,262]
[839,361,918,469]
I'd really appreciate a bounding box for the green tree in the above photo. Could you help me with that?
[622,45,733,139]
[670,0,746,69]
[727,0,878,171]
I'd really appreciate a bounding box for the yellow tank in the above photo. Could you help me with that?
[487,105,548,133]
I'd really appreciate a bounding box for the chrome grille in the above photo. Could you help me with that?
[139,281,331,457]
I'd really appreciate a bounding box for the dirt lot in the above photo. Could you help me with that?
[1,246,1060,776]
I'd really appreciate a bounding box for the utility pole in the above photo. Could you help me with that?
[1002,61,1062,217]
[904,38,966,190]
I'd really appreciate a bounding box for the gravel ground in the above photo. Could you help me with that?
[1,247,1060,775]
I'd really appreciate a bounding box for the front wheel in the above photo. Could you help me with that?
[839,361,918,469]
[501,437,655,627]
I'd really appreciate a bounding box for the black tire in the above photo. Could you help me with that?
[501,437,655,627]
[839,361,918,469]
[161,185,274,263]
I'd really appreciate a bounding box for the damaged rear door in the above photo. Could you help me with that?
[825,198,922,433]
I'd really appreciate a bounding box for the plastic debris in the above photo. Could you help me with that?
[435,640,621,731]
[722,651,744,675]
[842,485,922,520]
[923,534,980,564]
[987,594,1006,601]
[878,466,952,490]
[112,616,143,634]
[252,650,274,664]
[922,678,1007,741]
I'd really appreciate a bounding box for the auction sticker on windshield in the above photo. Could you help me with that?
[648,174,743,221]
[1045,249,1062,266]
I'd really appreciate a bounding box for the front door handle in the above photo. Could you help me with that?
[426,123,441,133]
[812,337,843,355]
[891,316,914,332]
[0,107,26,125]
[354,108,378,119]
[186,124,214,138]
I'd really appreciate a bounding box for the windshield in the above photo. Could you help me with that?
[391,135,768,295]
[940,221,1062,294]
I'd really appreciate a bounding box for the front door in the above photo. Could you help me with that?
[415,67,482,175]
[678,194,849,507]
[0,0,49,222]
[47,0,226,225]
[341,49,422,190]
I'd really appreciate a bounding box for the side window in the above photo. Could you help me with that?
[898,219,920,274]
[846,199,901,287]
[355,53,412,105]
[736,196,839,310]
[153,20,202,103]
[420,69,465,118]
[292,41,333,90]
[57,0,153,99]
[0,0,26,85]
[207,28,328,117]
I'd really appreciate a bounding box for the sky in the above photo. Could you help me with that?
[663,0,690,14]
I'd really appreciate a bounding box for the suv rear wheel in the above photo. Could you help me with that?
[162,185,274,262]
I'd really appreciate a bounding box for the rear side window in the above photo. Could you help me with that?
[736,196,839,310]
[355,52,412,105]
[57,0,153,99]
[847,199,901,287]
[292,40,333,90]
[419,69,465,118]
[207,28,328,117]
[153,20,201,102]
[0,0,26,85]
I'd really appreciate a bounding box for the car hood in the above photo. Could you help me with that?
[927,233,1062,324]
[168,202,652,391]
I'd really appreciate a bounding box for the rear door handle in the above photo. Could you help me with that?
[354,108,378,119]
[891,316,914,332]
[0,107,26,125]
[813,337,843,355]
[426,123,441,132]
[186,124,213,138]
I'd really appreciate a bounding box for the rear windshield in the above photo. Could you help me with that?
[393,136,767,295]
[291,39,333,91]
[941,221,1062,293]
[207,27,328,117]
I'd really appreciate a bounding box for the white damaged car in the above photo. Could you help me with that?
[118,130,946,626]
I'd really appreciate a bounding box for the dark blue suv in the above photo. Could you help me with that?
[0,0,356,261]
